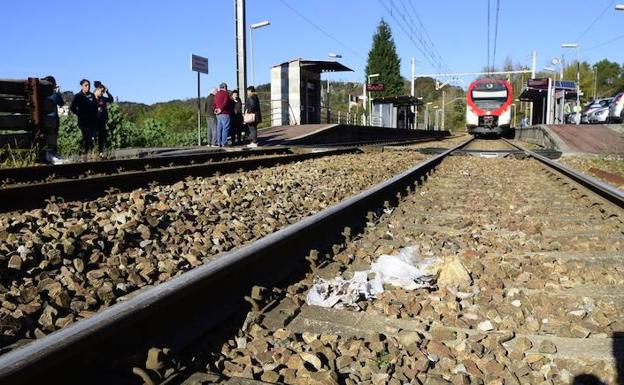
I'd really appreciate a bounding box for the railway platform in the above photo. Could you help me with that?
[516,124,624,154]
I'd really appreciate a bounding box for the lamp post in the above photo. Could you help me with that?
[562,43,580,125]
[326,53,342,123]
[249,20,270,86]
[592,65,598,99]
[616,4,624,10]
[367,73,380,124]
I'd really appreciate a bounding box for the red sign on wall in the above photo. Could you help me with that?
[366,83,385,92]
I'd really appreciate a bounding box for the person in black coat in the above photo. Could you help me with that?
[70,79,98,153]
[93,81,114,156]
[244,86,262,147]
[230,90,243,145]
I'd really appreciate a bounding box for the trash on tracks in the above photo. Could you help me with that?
[307,246,446,309]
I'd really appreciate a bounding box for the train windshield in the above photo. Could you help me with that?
[471,82,508,110]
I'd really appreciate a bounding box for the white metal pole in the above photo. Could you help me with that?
[529,50,536,125]
[441,90,445,130]
[575,46,580,125]
[235,0,247,100]
[250,27,254,86]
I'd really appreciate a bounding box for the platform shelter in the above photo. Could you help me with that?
[270,59,352,126]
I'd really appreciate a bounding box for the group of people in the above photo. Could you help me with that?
[41,77,112,163]
[70,79,114,156]
[205,83,261,147]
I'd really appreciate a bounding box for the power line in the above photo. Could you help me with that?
[405,0,450,73]
[584,33,624,52]
[377,0,448,75]
[492,0,500,70]
[276,0,367,62]
[576,0,616,42]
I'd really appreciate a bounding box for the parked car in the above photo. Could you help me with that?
[588,106,609,123]
[580,98,612,124]
[607,92,624,123]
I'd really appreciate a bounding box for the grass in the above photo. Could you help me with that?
[0,145,38,168]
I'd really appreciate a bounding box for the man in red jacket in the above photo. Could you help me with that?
[214,82,231,147]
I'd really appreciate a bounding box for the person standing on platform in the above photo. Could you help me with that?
[244,86,262,148]
[214,83,231,147]
[230,89,243,145]
[93,81,114,157]
[205,87,217,147]
[70,79,98,153]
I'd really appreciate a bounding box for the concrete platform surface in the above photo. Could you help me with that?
[545,124,624,154]
[258,124,450,146]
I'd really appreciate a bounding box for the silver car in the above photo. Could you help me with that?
[608,92,624,123]
[588,106,609,123]
[581,98,612,124]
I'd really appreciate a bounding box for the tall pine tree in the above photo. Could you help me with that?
[365,20,403,97]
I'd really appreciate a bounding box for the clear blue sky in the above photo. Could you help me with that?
[2,0,622,104]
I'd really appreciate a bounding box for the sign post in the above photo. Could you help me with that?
[191,54,209,146]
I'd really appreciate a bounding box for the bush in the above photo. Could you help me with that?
[58,115,82,156]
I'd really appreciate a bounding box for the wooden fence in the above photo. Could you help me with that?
[0,78,57,155]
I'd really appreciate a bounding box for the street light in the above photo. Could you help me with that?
[249,20,270,86]
[616,4,624,10]
[367,73,380,122]
[561,43,580,125]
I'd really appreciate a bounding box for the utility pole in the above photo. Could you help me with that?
[411,58,415,98]
[441,90,445,130]
[411,57,416,129]
[235,0,247,101]
[529,50,536,125]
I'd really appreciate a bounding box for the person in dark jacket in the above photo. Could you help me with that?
[245,86,262,147]
[205,88,217,147]
[230,90,243,145]
[70,79,98,153]
[41,76,65,164]
[93,81,114,157]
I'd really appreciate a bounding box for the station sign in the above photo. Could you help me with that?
[366,83,385,92]
[191,54,209,74]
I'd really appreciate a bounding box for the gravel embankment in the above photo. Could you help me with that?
[198,155,624,384]
[0,150,427,347]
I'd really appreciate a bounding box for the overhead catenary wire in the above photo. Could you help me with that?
[576,0,616,42]
[405,0,451,74]
[276,0,367,63]
[491,0,500,70]
[583,33,624,52]
[376,0,449,75]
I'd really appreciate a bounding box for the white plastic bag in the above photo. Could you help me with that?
[371,246,439,290]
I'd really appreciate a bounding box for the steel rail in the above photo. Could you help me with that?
[0,139,473,384]
[503,139,624,208]
[0,147,292,184]
[0,148,357,213]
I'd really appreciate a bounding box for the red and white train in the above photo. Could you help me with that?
[465,78,513,136]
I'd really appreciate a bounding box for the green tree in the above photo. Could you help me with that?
[592,59,623,98]
[365,20,403,97]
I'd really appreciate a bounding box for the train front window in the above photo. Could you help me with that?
[471,89,508,110]
[472,97,507,110]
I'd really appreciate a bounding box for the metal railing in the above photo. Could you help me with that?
[269,99,298,126]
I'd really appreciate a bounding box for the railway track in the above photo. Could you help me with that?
[1,138,621,384]
[0,136,460,213]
